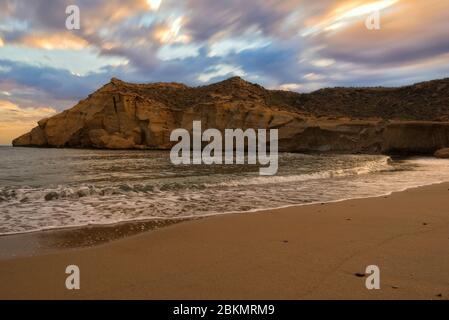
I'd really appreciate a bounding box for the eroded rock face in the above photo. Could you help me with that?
[12,77,449,154]
[435,148,449,158]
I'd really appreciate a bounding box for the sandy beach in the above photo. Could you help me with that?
[0,182,449,300]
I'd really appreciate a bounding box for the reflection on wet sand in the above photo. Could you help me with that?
[0,218,191,260]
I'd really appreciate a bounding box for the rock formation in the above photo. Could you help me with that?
[12,76,449,154]
[435,148,449,158]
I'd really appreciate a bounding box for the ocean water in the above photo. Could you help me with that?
[0,146,449,235]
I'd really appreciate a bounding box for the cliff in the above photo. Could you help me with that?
[12,76,449,154]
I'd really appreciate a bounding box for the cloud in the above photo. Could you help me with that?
[198,64,246,82]
[303,72,325,81]
[0,0,447,116]
[0,99,56,122]
[311,58,335,68]
[0,99,57,144]
[157,43,201,60]
[307,0,449,67]
[277,83,303,91]
[0,59,107,101]
[153,16,191,44]
[0,45,129,76]
[146,0,162,11]
[301,0,399,36]
[207,26,271,58]
[18,32,88,50]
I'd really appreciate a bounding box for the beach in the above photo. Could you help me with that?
[1,182,448,300]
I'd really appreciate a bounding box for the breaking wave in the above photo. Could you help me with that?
[209,157,393,187]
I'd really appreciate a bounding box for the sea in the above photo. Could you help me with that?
[1,146,449,235]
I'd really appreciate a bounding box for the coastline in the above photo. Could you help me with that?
[0,168,444,255]
[1,182,449,299]
[0,154,443,239]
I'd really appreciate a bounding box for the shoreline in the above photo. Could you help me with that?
[1,163,446,238]
[0,181,449,261]
[1,182,449,299]
[1,179,447,258]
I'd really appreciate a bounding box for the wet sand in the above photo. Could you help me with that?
[0,218,190,260]
[1,182,449,299]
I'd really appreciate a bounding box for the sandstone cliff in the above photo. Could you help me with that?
[12,77,449,154]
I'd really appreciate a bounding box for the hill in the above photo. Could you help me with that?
[12,76,449,154]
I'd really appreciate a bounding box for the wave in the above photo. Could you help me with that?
[1,156,449,235]
[207,156,393,187]
[0,156,394,203]
[0,184,157,202]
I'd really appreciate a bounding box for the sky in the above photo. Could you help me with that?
[1,0,449,144]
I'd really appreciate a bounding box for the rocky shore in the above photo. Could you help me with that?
[12,77,449,155]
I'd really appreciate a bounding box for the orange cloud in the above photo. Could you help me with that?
[302,0,399,36]
[81,0,150,34]
[154,17,191,44]
[19,33,88,50]
[0,100,57,145]
[302,0,449,71]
